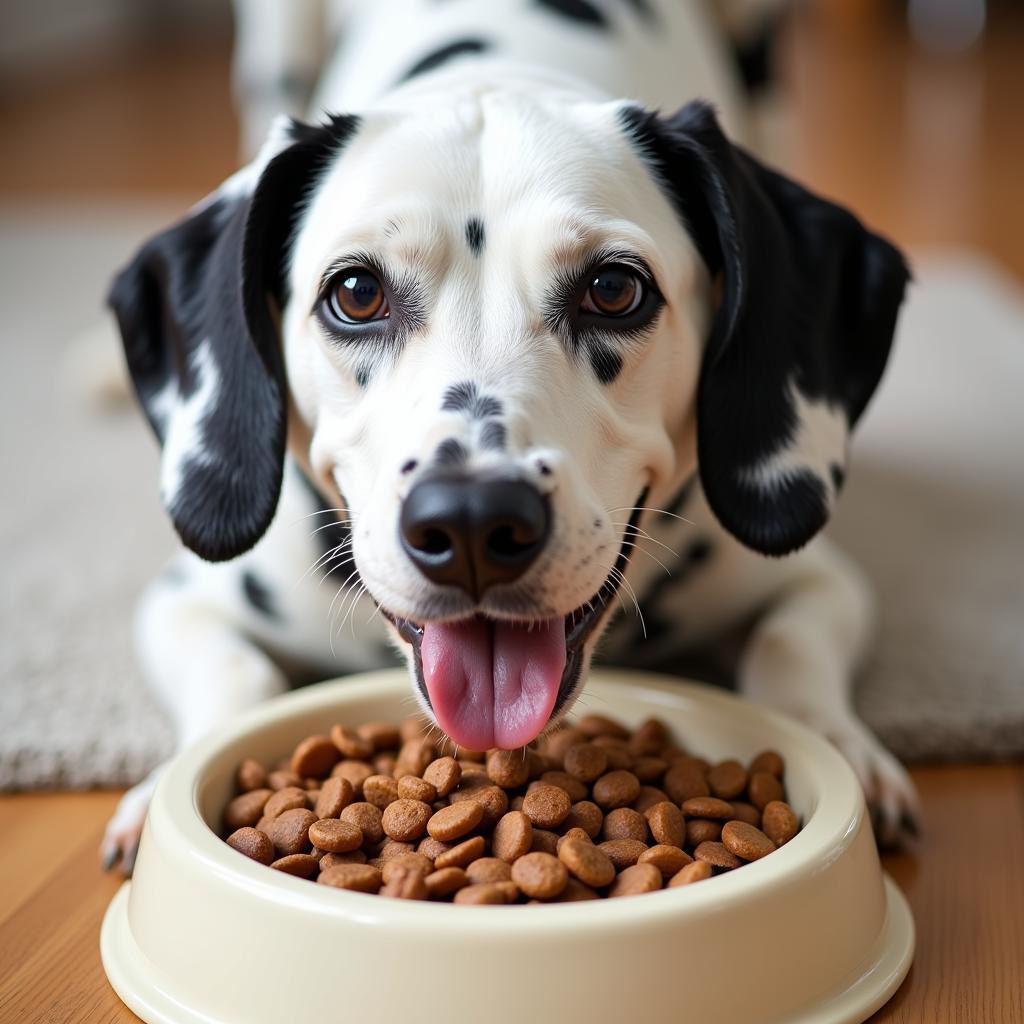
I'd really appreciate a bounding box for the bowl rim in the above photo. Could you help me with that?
[153,668,866,933]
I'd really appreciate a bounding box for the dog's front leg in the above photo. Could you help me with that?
[101,568,288,874]
[737,543,921,846]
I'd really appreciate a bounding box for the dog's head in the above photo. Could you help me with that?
[110,90,908,751]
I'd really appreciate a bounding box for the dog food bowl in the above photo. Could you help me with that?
[101,668,913,1024]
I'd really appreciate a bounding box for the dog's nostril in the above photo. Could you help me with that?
[486,522,541,562]
[417,528,452,557]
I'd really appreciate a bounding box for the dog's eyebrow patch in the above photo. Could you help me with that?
[242,570,281,620]
[479,420,507,451]
[399,38,492,83]
[535,0,608,29]
[465,217,485,255]
[435,438,469,466]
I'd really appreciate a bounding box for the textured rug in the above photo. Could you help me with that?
[1,203,1022,790]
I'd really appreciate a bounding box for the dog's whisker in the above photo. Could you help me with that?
[610,521,681,560]
[620,540,673,578]
[607,505,695,526]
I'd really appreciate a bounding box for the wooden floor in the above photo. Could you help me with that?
[1,1,1022,1021]
[1,764,1022,1023]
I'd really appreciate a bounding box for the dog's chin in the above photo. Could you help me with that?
[378,504,643,751]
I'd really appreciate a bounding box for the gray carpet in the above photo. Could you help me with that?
[1,204,1022,790]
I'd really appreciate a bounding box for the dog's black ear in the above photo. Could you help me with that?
[622,101,910,556]
[108,115,359,561]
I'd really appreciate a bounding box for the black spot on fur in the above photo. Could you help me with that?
[589,345,624,385]
[685,537,713,565]
[399,38,491,83]
[536,0,608,29]
[242,571,280,620]
[441,381,503,419]
[622,0,656,22]
[401,459,418,475]
[465,217,485,255]
[355,364,372,388]
[435,438,468,466]
[476,395,502,418]
[479,420,507,451]
[830,463,846,492]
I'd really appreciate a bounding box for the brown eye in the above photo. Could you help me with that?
[581,265,644,317]
[327,270,389,324]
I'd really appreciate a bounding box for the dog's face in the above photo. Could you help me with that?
[109,94,908,751]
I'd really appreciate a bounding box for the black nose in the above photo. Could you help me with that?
[400,476,550,598]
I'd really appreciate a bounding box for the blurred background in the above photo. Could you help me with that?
[1,0,1022,793]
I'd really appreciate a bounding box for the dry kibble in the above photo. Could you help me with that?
[423,757,461,797]
[269,808,318,857]
[486,749,531,788]
[223,788,272,831]
[602,807,648,843]
[707,760,748,801]
[669,860,713,887]
[609,862,662,897]
[694,841,743,870]
[591,770,641,810]
[292,735,340,778]
[749,771,786,811]
[511,852,568,899]
[492,811,533,862]
[308,818,364,853]
[427,801,484,841]
[721,821,776,862]
[558,837,616,888]
[226,827,274,865]
[221,709,801,902]
[761,801,800,846]
[563,743,608,783]
[522,784,572,829]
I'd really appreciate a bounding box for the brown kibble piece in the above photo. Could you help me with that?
[425,867,469,898]
[486,748,531,788]
[466,857,513,884]
[530,829,560,855]
[270,853,319,878]
[543,726,586,763]
[226,827,274,865]
[381,853,433,883]
[761,801,800,846]
[555,878,601,902]
[449,776,509,828]
[423,756,461,797]
[538,771,589,803]
[668,860,713,887]
[381,864,429,899]
[729,801,761,827]
[332,760,374,797]
[578,714,630,740]
[686,819,722,846]
[492,811,533,862]
[722,821,776,862]
[427,801,484,841]
[557,827,592,851]
[629,717,670,756]
[291,735,340,778]
[236,759,267,792]
[602,807,648,843]
[382,799,432,841]
[522,784,572,829]
[394,737,436,779]
[561,800,603,839]
[638,844,693,878]
[357,720,402,752]
[320,850,367,870]
[663,762,710,804]
[318,864,382,893]
[269,808,318,857]
[363,774,400,809]
[398,775,438,803]
[417,836,450,861]
[331,724,374,760]
[511,852,568,899]
[707,760,748,800]
[598,838,648,870]
[749,750,785,778]
[308,817,364,853]
[694,840,742,869]
[609,862,662,897]
[377,840,416,864]
[263,786,309,820]
[645,802,685,848]
[592,770,641,810]
[558,837,616,888]
[749,771,785,810]
[434,834,486,870]
[563,743,609,783]
[223,788,272,831]
[681,797,735,820]
[631,757,668,784]
[314,776,354,819]
[591,737,633,772]
[340,802,384,846]
[632,786,671,814]
[268,769,303,791]
[454,882,511,905]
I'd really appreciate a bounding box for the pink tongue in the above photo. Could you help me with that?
[420,617,567,751]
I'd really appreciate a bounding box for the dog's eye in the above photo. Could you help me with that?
[581,265,644,317]
[326,270,389,324]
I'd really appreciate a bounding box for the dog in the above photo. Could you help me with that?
[101,0,919,873]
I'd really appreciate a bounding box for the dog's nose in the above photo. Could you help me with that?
[400,476,550,598]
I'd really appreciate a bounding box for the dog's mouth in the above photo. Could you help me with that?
[381,501,644,751]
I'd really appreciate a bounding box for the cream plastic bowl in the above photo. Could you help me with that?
[102,668,913,1024]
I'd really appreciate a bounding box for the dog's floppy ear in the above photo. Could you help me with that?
[108,114,359,561]
[623,101,910,556]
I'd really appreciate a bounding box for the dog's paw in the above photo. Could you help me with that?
[810,712,921,848]
[100,767,164,876]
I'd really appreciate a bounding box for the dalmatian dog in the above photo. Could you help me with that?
[101,0,919,873]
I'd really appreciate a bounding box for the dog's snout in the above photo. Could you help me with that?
[400,476,550,598]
